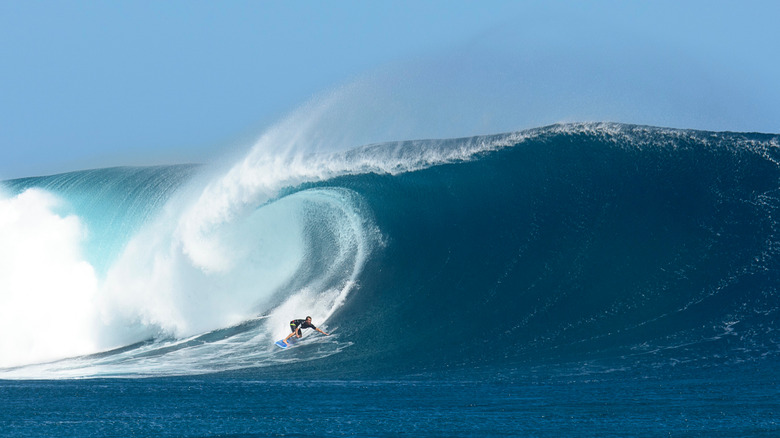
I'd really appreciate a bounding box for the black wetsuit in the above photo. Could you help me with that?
[290,319,317,334]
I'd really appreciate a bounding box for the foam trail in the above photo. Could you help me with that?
[0,185,374,379]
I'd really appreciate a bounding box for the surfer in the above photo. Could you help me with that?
[282,316,329,345]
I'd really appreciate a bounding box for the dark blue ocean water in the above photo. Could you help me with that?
[2,123,779,435]
[1,365,777,437]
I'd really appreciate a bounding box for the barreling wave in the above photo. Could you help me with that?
[1,123,779,379]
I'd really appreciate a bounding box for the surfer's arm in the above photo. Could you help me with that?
[316,327,329,336]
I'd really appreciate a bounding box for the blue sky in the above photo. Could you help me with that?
[1,1,778,179]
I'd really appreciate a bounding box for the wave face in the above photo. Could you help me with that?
[1,123,779,379]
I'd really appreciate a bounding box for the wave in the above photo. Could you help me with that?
[1,123,779,379]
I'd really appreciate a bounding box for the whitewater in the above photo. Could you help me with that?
[0,118,533,377]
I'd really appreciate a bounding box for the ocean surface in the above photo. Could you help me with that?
[1,123,779,436]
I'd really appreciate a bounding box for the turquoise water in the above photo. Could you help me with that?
[1,123,779,435]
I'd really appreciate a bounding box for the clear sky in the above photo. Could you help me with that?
[1,1,778,179]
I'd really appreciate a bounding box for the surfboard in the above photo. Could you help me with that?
[274,337,297,349]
